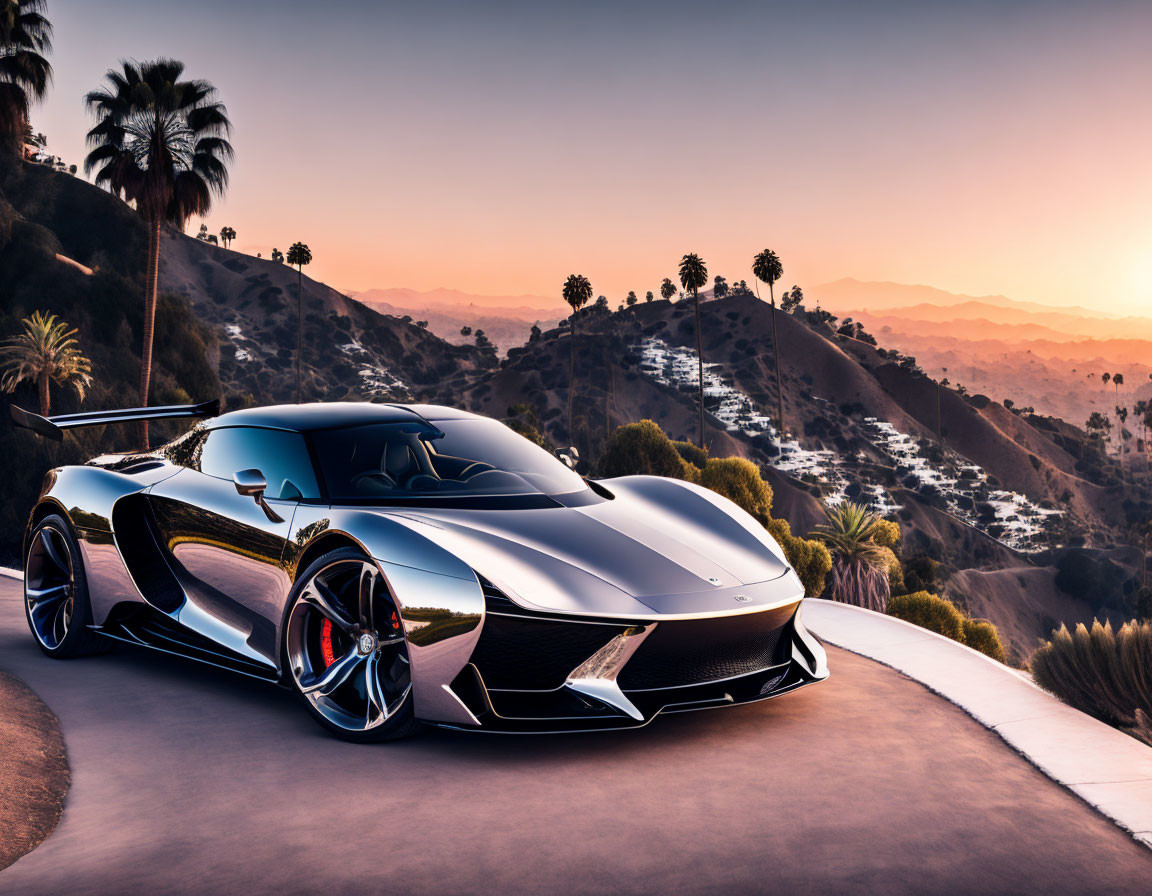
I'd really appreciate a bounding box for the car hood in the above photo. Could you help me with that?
[370,479,798,619]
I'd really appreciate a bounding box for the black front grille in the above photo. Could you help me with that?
[618,604,796,691]
[470,614,626,690]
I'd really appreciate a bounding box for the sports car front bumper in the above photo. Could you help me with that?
[437,593,828,733]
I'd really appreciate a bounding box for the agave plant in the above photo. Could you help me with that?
[811,501,891,611]
[1031,619,1152,744]
[0,310,92,415]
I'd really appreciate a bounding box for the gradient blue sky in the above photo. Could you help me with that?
[29,0,1152,310]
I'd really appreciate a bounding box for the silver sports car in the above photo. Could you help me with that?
[11,400,828,741]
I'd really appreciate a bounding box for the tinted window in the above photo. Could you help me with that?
[311,418,587,500]
[200,427,319,500]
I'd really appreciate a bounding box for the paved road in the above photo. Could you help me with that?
[1,579,1150,895]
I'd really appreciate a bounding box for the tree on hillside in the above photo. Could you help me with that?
[196,223,209,241]
[220,225,235,248]
[459,325,472,337]
[713,275,728,299]
[84,59,233,447]
[1,311,92,415]
[286,241,311,403]
[1086,411,1111,454]
[0,0,52,149]
[626,290,637,307]
[659,278,676,301]
[271,247,283,263]
[562,273,592,441]
[679,252,709,448]
[781,284,803,312]
[645,290,654,303]
[811,501,891,612]
[752,248,786,441]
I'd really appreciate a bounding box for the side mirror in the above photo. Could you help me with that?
[558,446,580,470]
[234,469,283,523]
[234,468,267,498]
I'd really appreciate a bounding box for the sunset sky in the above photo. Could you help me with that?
[31,0,1152,311]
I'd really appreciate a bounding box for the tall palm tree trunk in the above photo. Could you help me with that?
[568,321,577,442]
[296,266,303,403]
[139,217,162,449]
[769,283,785,440]
[694,288,704,448]
[38,372,50,416]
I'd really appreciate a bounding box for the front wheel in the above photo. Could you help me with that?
[24,514,106,657]
[283,548,421,742]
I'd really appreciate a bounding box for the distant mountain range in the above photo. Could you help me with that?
[813,279,1152,425]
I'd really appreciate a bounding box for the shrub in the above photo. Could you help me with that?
[765,516,832,599]
[872,518,901,550]
[887,591,965,641]
[1032,620,1152,742]
[962,618,1006,663]
[672,439,708,468]
[598,419,697,480]
[699,457,773,524]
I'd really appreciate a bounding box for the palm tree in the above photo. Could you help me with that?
[660,278,676,301]
[286,241,312,403]
[679,252,709,448]
[752,248,786,441]
[562,273,593,441]
[811,502,891,611]
[219,225,235,248]
[1,311,91,415]
[84,59,233,447]
[0,0,51,149]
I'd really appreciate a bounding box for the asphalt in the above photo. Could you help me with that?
[1,578,1150,895]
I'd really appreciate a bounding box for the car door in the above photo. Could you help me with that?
[146,425,320,669]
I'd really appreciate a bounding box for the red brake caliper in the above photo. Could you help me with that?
[320,618,336,668]
[391,610,401,633]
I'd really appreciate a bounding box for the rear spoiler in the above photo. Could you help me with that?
[8,399,220,441]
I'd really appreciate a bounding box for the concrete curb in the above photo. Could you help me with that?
[0,567,20,581]
[804,598,1152,850]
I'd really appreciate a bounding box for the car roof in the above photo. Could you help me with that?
[207,402,483,432]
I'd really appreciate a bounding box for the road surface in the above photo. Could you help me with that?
[0,578,1149,894]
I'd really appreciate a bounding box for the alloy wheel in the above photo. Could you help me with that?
[286,559,412,733]
[25,525,75,651]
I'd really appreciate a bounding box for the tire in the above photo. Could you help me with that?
[282,547,422,743]
[24,513,107,658]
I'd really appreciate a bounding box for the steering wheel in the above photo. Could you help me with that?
[351,470,396,492]
[457,462,496,481]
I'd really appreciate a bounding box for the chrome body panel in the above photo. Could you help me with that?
[21,402,827,733]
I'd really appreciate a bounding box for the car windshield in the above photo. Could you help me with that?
[311,418,587,500]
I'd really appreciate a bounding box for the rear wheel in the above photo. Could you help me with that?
[25,514,106,657]
[284,548,421,742]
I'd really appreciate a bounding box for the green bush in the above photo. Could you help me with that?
[872,518,901,550]
[961,618,1006,663]
[887,591,1008,662]
[699,457,773,524]
[1032,620,1152,742]
[887,591,966,641]
[672,439,708,468]
[765,516,832,599]
[598,419,697,480]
